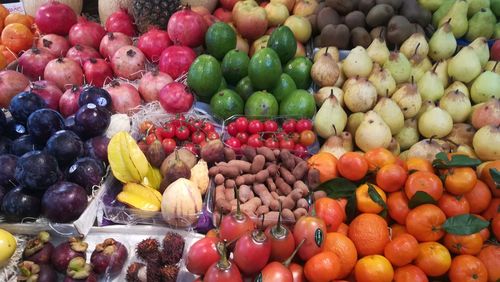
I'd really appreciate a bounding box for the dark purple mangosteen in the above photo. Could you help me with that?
[51,237,88,273]
[23,231,54,264]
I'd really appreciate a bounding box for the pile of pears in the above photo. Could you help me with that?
[420,0,499,40]
[311,29,500,162]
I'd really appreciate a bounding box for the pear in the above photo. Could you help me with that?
[470,70,500,104]
[446,123,476,147]
[419,0,445,11]
[401,33,429,59]
[384,51,411,84]
[387,137,401,155]
[439,0,469,38]
[399,150,410,160]
[466,0,491,16]
[314,87,344,107]
[439,90,472,123]
[465,8,496,41]
[355,111,392,152]
[373,97,405,134]
[410,55,432,82]
[395,118,420,150]
[391,80,422,118]
[473,125,500,161]
[335,62,346,87]
[342,46,373,78]
[456,144,478,159]
[418,65,445,101]
[446,81,470,97]
[416,100,436,120]
[470,99,500,129]
[368,64,396,97]
[433,60,450,88]
[408,138,451,162]
[433,0,457,26]
[314,46,340,62]
[311,50,340,87]
[469,37,490,68]
[485,61,500,75]
[418,106,454,138]
[429,21,457,61]
[343,78,378,112]
[319,131,353,159]
[313,94,347,138]
[367,35,390,65]
[448,46,481,83]
[346,112,365,135]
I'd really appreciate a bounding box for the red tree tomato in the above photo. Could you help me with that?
[293,215,327,261]
[185,237,221,275]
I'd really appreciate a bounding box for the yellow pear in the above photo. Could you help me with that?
[473,125,500,161]
[433,60,450,88]
[429,21,457,61]
[448,46,481,83]
[368,64,397,97]
[395,118,420,150]
[384,51,412,84]
[314,46,340,62]
[445,81,469,98]
[439,90,471,123]
[418,106,454,138]
[401,33,429,59]
[367,36,390,65]
[373,97,405,135]
[313,94,347,138]
[346,112,365,136]
[418,65,444,102]
[314,86,343,107]
[343,78,378,112]
[355,111,392,152]
[469,37,489,68]
[342,46,373,78]
[391,80,423,118]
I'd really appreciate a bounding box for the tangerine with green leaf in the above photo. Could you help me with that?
[355,183,387,214]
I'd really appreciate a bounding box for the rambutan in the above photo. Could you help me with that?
[161,232,184,265]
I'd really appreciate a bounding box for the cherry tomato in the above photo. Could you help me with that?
[204,243,243,282]
[248,134,263,148]
[145,133,157,145]
[233,230,272,275]
[236,132,249,144]
[235,117,249,133]
[280,139,295,150]
[299,130,316,146]
[227,122,238,137]
[275,131,287,141]
[186,117,197,132]
[264,120,279,132]
[207,131,220,140]
[175,126,190,140]
[295,119,313,132]
[203,122,215,133]
[154,128,165,141]
[264,137,279,149]
[162,123,176,139]
[248,120,264,134]
[185,237,221,275]
[290,132,300,144]
[193,119,203,131]
[192,131,206,144]
[282,119,297,133]
[184,142,199,155]
[226,137,242,149]
[293,215,327,261]
[199,140,207,148]
[139,120,154,134]
[161,138,176,154]
[294,144,308,158]
[170,114,185,127]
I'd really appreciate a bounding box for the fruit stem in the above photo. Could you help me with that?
[413,43,420,57]
[216,241,231,270]
[283,239,305,267]
[234,186,243,220]
[67,257,92,279]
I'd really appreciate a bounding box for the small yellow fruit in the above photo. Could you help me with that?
[0,228,16,264]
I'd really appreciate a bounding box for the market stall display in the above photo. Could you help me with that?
[0,0,499,281]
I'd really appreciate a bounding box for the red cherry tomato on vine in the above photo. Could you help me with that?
[162,123,176,139]
[185,237,221,276]
[235,117,248,133]
[145,133,157,145]
[226,137,241,149]
[184,142,199,155]
[175,126,190,140]
[275,131,287,141]
[227,123,238,137]
[293,215,327,261]
[264,120,278,132]
[203,122,215,133]
[248,120,264,134]
[294,144,308,158]
[139,120,154,134]
[280,139,295,150]
[161,138,176,154]
[236,132,249,144]
[299,130,316,146]
[207,131,220,140]
[282,119,297,133]
[192,120,203,130]
[264,137,279,149]
[248,134,263,148]
[290,132,300,144]
[154,128,165,141]
[296,119,313,132]
[191,131,206,144]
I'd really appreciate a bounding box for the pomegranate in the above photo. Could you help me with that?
[0,71,30,107]
[158,46,197,80]
[105,9,135,37]
[18,47,56,80]
[83,58,113,87]
[111,46,146,81]
[99,32,133,60]
[138,69,173,102]
[59,85,82,117]
[35,1,77,36]
[104,80,142,113]
[25,80,64,110]
[159,82,195,113]
[37,34,70,57]
[167,7,208,47]
[137,28,171,62]
[44,58,84,91]
[69,17,106,50]
[67,45,102,66]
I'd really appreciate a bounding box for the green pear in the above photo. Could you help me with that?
[391,80,423,118]
[401,33,429,59]
[433,0,457,27]
[419,0,445,11]
[395,118,420,150]
[410,56,432,82]
[485,61,500,74]
[418,66,445,101]
[433,60,450,87]
[473,125,500,161]
[470,71,500,103]
[448,46,481,83]
[355,111,392,152]
[469,37,490,67]
[439,90,472,123]
[368,64,397,97]
[342,46,373,78]
[429,21,457,61]
[384,51,412,84]
[492,0,500,16]
[446,81,470,97]
[466,0,490,16]
[418,106,454,138]
[465,8,496,41]
[373,97,405,134]
[346,112,365,136]
[417,100,436,120]
[313,94,347,138]
[367,36,390,65]
[439,0,469,38]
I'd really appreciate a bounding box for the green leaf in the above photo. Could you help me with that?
[367,183,387,210]
[432,152,481,169]
[490,168,500,189]
[408,191,437,209]
[320,178,357,199]
[345,195,357,223]
[442,214,490,235]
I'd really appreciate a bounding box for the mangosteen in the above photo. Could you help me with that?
[23,231,54,264]
[9,91,47,124]
[10,135,42,157]
[27,108,65,145]
[84,136,109,163]
[66,157,105,194]
[90,238,128,275]
[78,86,112,109]
[0,154,18,188]
[0,136,12,154]
[63,257,98,282]
[1,186,41,222]
[15,151,61,191]
[46,130,84,167]
[42,182,87,223]
[18,261,57,282]
[51,237,88,273]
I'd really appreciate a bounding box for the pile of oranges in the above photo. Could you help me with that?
[303,148,500,282]
[0,4,38,70]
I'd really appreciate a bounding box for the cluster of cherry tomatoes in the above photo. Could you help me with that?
[138,115,219,155]
[224,117,317,156]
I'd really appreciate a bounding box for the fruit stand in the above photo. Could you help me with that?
[0,0,500,281]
